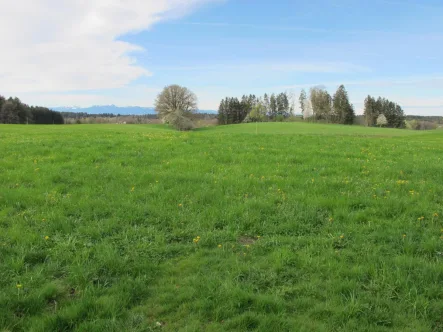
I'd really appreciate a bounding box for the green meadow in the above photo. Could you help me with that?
[1,123,443,331]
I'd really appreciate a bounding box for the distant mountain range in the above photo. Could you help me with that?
[51,105,216,115]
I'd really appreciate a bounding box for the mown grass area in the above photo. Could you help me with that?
[1,123,443,331]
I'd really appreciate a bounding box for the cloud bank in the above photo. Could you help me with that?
[0,0,218,94]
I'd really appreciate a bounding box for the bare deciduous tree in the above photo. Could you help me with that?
[155,85,198,131]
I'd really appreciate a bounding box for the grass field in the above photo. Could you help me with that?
[1,123,443,331]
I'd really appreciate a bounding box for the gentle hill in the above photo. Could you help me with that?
[51,105,217,115]
[1,123,442,331]
[198,121,437,137]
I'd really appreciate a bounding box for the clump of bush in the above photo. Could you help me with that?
[407,120,438,130]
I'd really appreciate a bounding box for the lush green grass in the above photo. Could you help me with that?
[199,122,430,136]
[1,123,443,331]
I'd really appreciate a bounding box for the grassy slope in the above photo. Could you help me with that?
[1,123,443,331]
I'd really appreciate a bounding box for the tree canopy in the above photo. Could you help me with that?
[364,95,405,128]
[154,85,198,131]
[218,92,293,124]
[0,95,64,124]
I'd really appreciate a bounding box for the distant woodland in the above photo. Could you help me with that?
[0,95,64,124]
[218,85,409,129]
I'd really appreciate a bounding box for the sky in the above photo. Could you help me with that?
[0,0,442,115]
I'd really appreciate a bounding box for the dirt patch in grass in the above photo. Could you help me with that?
[238,236,258,245]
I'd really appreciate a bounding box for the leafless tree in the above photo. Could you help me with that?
[154,85,198,130]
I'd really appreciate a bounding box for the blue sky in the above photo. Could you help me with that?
[1,0,442,114]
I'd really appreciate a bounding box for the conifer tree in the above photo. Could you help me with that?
[299,89,307,116]
[333,85,355,124]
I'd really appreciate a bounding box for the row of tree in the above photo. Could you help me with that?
[217,85,406,129]
[0,95,64,124]
[218,86,356,125]
[218,92,294,125]
[298,85,355,124]
[363,96,406,128]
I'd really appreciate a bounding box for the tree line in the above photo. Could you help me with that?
[298,85,355,124]
[363,96,406,128]
[218,92,294,125]
[0,95,64,124]
[217,85,407,128]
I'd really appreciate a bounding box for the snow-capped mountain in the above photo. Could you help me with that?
[51,105,156,115]
[51,105,217,115]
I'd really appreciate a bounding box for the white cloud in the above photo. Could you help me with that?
[0,0,218,94]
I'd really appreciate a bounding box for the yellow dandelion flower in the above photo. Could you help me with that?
[178,203,183,207]
[218,244,222,248]
[44,236,49,241]
[16,283,23,289]
[339,235,344,239]
[402,234,406,238]
[42,218,46,222]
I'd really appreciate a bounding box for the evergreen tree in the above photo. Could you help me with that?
[0,101,19,124]
[394,104,406,128]
[263,93,270,117]
[363,95,377,126]
[218,99,227,125]
[374,97,384,124]
[0,95,5,115]
[363,95,405,128]
[344,104,355,125]
[276,92,289,118]
[299,89,307,116]
[269,94,277,120]
[333,85,354,124]
[0,94,64,124]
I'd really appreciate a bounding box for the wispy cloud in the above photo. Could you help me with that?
[328,0,443,11]
[373,0,443,10]
[180,21,439,37]
[183,22,329,33]
[276,75,443,90]
[156,61,371,74]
